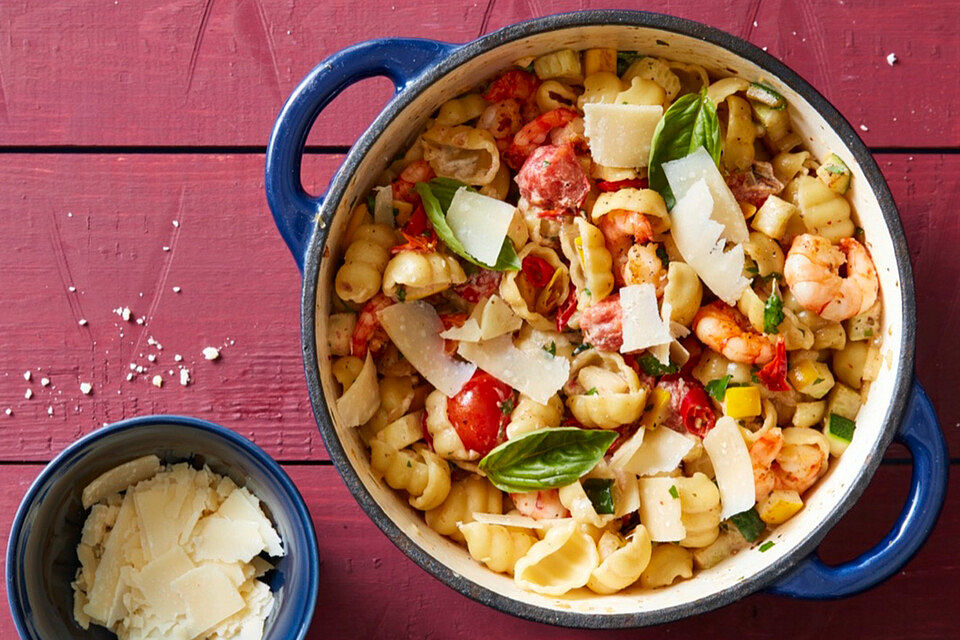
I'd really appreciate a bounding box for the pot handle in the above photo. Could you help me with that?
[265,38,457,272]
[768,380,947,598]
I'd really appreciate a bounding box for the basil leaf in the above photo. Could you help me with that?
[637,353,679,376]
[648,87,721,209]
[415,181,520,271]
[582,478,615,515]
[763,281,785,334]
[706,375,732,402]
[478,427,617,493]
[728,507,765,542]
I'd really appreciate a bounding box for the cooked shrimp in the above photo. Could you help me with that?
[391,160,435,203]
[784,233,879,322]
[749,425,783,503]
[511,489,570,520]
[598,210,654,286]
[622,243,667,293]
[477,99,523,141]
[483,69,540,104]
[504,108,580,168]
[773,440,828,495]
[692,301,776,365]
[351,293,393,359]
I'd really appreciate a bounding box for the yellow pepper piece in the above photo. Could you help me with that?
[640,387,672,429]
[723,386,762,419]
[787,360,834,399]
[583,48,617,75]
[758,490,804,524]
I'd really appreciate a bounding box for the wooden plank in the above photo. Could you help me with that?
[0,153,956,463]
[0,1,956,147]
[0,463,953,638]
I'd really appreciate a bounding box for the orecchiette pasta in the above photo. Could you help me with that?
[459,522,538,575]
[565,349,647,428]
[587,527,653,594]
[513,520,598,596]
[334,222,395,304]
[329,45,882,599]
[382,250,467,300]
[425,475,502,542]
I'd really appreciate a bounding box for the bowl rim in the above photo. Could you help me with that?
[5,414,320,640]
[299,10,916,628]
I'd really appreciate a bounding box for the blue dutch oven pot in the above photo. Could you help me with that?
[265,10,948,627]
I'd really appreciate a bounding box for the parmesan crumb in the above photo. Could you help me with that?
[859,124,869,132]
[68,286,77,292]
[114,307,132,321]
[24,389,32,399]
[886,53,897,66]
[202,347,221,361]
[172,220,180,228]
[126,373,134,381]
[47,406,54,416]
[41,378,50,386]
[79,318,88,326]
[174,354,183,362]
[162,246,170,251]
[179,369,191,386]
[151,375,163,388]
[172,286,181,293]
[23,371,31,381]
[4,408,11,416]
[80,382,93,395]
[147,354,156,362]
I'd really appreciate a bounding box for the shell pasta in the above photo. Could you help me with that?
[328,46,882,597]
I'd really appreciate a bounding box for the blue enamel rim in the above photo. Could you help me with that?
[266,10,947,628]
[6,415,320,640]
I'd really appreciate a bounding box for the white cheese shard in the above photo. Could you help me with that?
[446,188,517,266]
[621,426,696,476]
[84,493,140,622]
[129,546,195,622]
[669,179,750,305]
[190,517,262,563]
[202,346,221,360]
[82,455,161,508]
[702,416,756,519]
[335,352,380,428]
[609,427,645,470]
[619,283,672,353]
[172,565,245,637]
[373,185,395,227]
[133,477,192,560]
[439,318,482,342]
[471,512,550,529]
[663,147,749,243]
[217,488,285,558]
[613,472,641,517]
[378,301,476,396]
[583,103,663,168]
[637,477,686,542]
[457,334,569,405]
[648,301,692,366]
[439,295,522,343]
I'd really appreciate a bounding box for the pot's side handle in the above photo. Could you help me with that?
[265,38,457,272]
[768,380,947,599]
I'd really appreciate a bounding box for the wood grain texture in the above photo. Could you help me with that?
[0,152,957,461]
[0,463,955,639]
[0,0,956,147]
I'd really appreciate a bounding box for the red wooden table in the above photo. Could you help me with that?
[1,1,958,637]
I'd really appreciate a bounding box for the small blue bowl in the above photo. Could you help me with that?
[6,415,319,640]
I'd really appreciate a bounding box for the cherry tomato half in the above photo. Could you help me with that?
[679,382,717,438]
[521,255,555,287]
[757,337,790,391]
[446,371,514,456]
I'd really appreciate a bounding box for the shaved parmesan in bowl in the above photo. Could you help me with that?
[446,188,517,266]
[619,283,673,353]
[663,147,748,243]
[637,477,685,542]
[457,334,569,405]
[620,426,696,476]
[703,416,756,519]
[669,179,750,305]
[335,353,380,428]
[584,103,663,168]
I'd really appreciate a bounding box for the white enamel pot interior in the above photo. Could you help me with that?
[299,13,914,628]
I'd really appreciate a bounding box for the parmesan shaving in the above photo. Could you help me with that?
[446,188,517,266]
[620,426,696,476]
[82,454,161,509]
[702,416,756,519]
[619,284,672,353]
[378,301,476,397]
[583,103,664,168]
[457,334,568,405]
[470,512,549,529]
[609,426,645,470]
[439,318,482,341]
[373,185,394,227]
[669,179,750,305]
[663,147,749,243]
[335,352,380,428]
[637,477,686,542]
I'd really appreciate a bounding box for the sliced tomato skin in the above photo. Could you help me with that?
[757,337,790,391]
[679,383,717,438]
[446,372,514,456]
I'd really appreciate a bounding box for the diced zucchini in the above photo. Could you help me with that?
[583,48,617,75]
[751,196,799,240]
[812,322,846,351]
[861,344,883,383]
[746,82,787,109]
[737,287,765,333]
[757,490,804,524]
[826,382,861,420]
[693,528,751,570]
[640,387,672,429]
[792,401,826,428]
[533,48,582,82]
[823,413,856,456]
[845,301,881,341]
[816,153,852,195]
[728,508,765,542]
[724,386,762,419]
[833,341,869,390]
[788,360,835,399]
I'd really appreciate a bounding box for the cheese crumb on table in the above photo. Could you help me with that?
[179,369,191,386]
[23,371,31,381]
[24,389,32,399]
[202,346,221,361]
[41,377,50,386]
[886,52,897,66]
[151,375,163,388]
[80,382,92,395]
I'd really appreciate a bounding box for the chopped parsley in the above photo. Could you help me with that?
[582,478,615,515]
[395,285,407,302]
[585,387,599,396]
[499,397,515,415]
[366,194,376,213]
[542,160,551,167]
[542,341,557,357]
[573,343,592,356]
[668,484,679,499]
[812,377,825,385]
[763,281,785,333]
[706,375,732,402]
[759,541,775,552]
[637,353,680,376]
[655,243,670,268]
